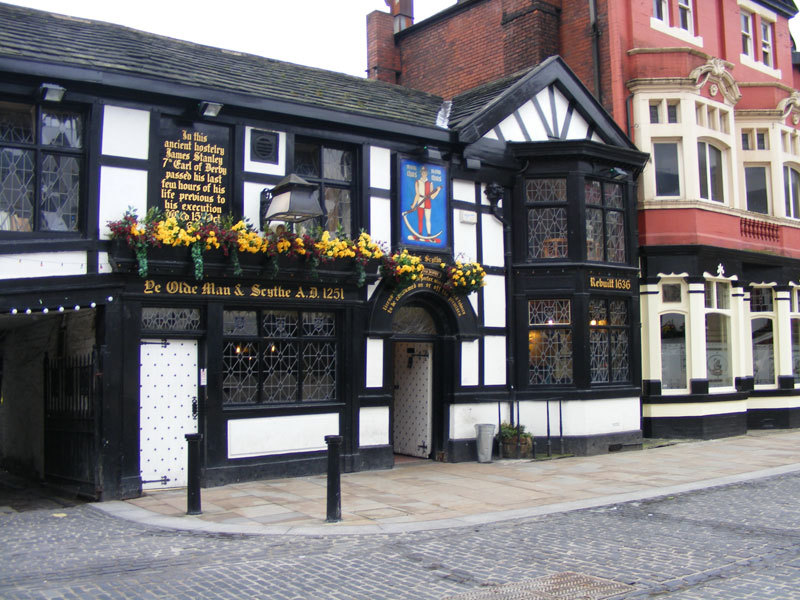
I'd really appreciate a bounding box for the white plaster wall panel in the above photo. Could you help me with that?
[565,110,591,141]
[497,113,525,141]
[483,335,506,385]
[483,129,499,141]
[481,213,504,266]
[365,337,384,388]
[228,413,338,458]
[468,289,479,316]
[452,179,476,203]
[369,196,391,247]
[101,105,150,159]
[591,132,603,143]
[565,397,640,436]
[98,166,147,238]
[482,275,506,327]
[0,252,86,279]
[243,127,286,176]
[518,100,548,141]
[460,339,479,386]
[369,146,392,190]
[453,214,477,262]
[367,281,379,301]
[449,403,509,439]
[519,398,640,437]
[97,251,112,274]
[359,406,389,446]
[552,86,571,137]
[243,181,268,232]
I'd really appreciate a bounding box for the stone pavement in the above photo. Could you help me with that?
[96,429,800,536]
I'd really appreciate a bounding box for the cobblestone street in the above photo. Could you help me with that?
[2,470,799,599]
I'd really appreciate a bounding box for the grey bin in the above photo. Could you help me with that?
[474,423,495,463]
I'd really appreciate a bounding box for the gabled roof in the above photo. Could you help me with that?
[0,2,444,131]
[451,56,638,150]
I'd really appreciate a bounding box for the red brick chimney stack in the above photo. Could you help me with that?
[367,1,413,83]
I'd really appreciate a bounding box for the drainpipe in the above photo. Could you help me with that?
[485,182,518,459]
[589,0,603,105]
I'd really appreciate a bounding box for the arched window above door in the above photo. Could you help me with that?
[392,306,437,335]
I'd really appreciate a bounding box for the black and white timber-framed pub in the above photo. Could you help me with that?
[0,3,647,500]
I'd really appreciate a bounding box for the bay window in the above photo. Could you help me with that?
[528,299,572,385]
[654,142,680,197]
[784,166,800,219]
[744,166,769,214]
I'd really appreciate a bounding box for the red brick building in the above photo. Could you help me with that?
[370,0,800,438]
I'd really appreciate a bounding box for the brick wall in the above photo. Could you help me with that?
[370,0,566,100]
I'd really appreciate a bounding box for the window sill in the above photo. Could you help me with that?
[739,53,781,78]
[650,17,703,47]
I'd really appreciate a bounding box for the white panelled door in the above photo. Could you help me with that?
[392,342,433,458]
[139,339,198,489]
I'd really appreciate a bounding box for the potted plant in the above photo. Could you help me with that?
[497,422,534,459]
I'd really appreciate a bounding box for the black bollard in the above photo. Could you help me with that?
[185,433,203,515]
[325,434,343,523]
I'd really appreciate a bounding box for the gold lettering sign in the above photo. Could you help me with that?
[159,121,229,222]
[143,279,346,301]
[380,265,467,316]
[589,276,632,290]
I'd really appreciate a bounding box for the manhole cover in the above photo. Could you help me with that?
[442,572,635,600]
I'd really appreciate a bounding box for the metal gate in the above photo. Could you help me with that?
[43,350,100,498]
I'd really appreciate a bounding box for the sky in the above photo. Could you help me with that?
[5,1,800,77]
[4,0,458,78]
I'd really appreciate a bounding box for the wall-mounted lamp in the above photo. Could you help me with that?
[484,182,504,211]
[260,174,323,226]
[465,157,481,170]
[423,146,443,161]
[39,83,65,102]
[198,101,223,117]
[601,167,628,180]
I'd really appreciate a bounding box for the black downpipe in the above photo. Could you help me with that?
[485,183,517,460]
[589,0,603,105]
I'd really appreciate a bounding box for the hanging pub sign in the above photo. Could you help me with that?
[398,157,449,251]
[158,118,230,222]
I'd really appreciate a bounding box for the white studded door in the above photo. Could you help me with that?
[139,339,198,490]
[392,342,433,458]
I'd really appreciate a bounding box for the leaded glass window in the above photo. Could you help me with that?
[585,179,626,264]
[0,101,84,233]
[223,309,337,405]
[392,306,437,335]
[750,287,773,312]
[589,298,630,384]
[526,178,568,260]
[294,140,354,236]
[528,299,573,385]
[141,307,201,331]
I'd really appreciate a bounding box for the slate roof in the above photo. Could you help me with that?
[0,2,446,131]
[449,69,531,129]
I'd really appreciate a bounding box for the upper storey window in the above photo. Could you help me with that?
[652,0,701,45]
[526,178,568,260]
[738,2,780,75]
[0,101,84,233]
[741,11,754,57]
[294,140,354,236]
[585,180,626,264]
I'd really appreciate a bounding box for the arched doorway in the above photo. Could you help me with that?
[391,306,437,460]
